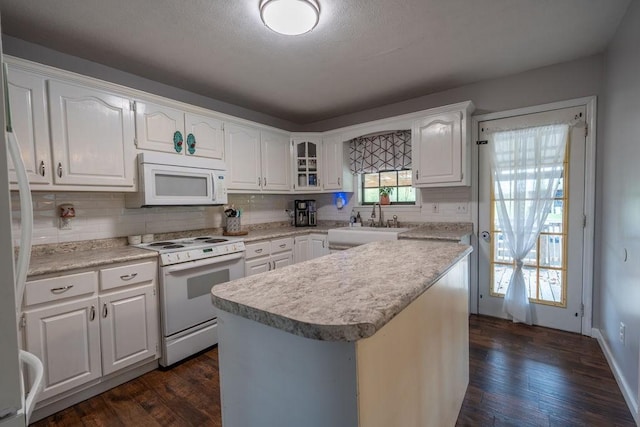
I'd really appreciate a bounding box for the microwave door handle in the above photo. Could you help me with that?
[212,173,217,201]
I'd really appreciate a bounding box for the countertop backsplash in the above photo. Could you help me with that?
[11,187,472,248]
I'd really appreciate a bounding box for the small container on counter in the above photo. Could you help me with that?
[142,233,154,243]
[128,235,142,245]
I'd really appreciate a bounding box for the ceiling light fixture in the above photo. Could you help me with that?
[260,0,320,36]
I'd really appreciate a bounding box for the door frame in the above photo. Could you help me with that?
[470,96,597,336]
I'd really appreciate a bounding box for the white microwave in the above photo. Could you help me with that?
[126,152,228,207]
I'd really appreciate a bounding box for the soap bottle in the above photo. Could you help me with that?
[349,209,356,225]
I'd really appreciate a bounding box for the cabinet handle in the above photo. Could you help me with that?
[119,273,138,281]
[255,248,263,253]
[90,305,96,321]
[263,177,267,186]
[102,303,108,318]
[57,162,63,178]
[279,244,286,248]
[50,285,74,294]
[258,177,261,186]
[338,177,341,186]
[416,170,419,180]
[39,161,45,177]
[268,261,272,271]
[271,261,275,270]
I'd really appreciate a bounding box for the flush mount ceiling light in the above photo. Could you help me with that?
[260,0,320,36]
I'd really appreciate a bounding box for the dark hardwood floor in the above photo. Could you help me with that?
[33,315,635,427]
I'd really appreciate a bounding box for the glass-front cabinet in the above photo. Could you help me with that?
[293,137,321,191]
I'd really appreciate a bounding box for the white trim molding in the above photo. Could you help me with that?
[592,328,640,425]
[471,96,597,334]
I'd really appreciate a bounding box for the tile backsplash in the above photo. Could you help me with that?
[11,187,472,247]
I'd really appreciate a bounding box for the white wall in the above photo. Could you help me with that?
[597,0,640,415]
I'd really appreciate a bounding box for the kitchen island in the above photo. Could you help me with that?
[211,239,472,427]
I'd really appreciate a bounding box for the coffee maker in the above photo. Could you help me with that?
[294,199,317,227]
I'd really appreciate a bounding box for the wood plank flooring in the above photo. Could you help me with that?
[33,315,635,427]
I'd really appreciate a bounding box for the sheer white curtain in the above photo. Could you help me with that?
[489,124,569,324]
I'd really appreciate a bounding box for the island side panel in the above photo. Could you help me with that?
[355,255,469,427]
[216,310,359,427]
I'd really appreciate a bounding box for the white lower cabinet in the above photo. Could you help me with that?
[23,295,102,402]
[294,233,328,263]
[245,238,294,276]
[99,284,158,375]
[22,260,159,404]
[309,234,329,259]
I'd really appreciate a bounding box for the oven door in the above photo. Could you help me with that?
[160,252,245,336]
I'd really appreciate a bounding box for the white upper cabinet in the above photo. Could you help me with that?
[48,80,136,188]
[261,130,291,191]
[323,137,353,192]
[412,101,474,187]
[6,66,51,186]
[185,112,224,159]
[225,122,261,191]
[135,100,224,160]
[226,124,291,192]
[292,137,321,192]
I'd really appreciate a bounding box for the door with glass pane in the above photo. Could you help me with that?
[478,106,586,333]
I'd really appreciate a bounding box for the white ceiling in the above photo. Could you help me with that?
[0,0,631,124]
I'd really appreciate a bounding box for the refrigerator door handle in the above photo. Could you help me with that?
[19,350,44,425]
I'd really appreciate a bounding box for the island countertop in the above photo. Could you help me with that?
[211,239,472,342]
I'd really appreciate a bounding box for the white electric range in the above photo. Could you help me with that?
[137,236,245,366]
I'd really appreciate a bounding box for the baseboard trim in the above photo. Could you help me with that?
[592,328,639,426]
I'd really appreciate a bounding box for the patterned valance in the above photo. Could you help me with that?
[348,130,411,174]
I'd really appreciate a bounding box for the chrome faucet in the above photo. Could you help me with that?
[370,203,383,227]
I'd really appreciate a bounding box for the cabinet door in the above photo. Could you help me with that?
[322,137,352,191]
[261,131,291,191]
[293,139,321,191]
[99,284,159,375]
[245,256,271,277]
[272,251,293,270]
[413,112,462,185]
[309,234,329,259]
[294,235,310,263]
[24,296,101,402]
[134,100,185,154]
[185,112,224,159]
[48,81,135,187]
[6,67,51,186]
[225,123,261,190]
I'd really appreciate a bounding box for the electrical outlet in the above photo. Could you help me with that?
[619,322,626,344]
[455,203,468,214]
[431,203,439,213]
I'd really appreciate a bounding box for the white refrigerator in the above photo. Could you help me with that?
[0,39,43,426]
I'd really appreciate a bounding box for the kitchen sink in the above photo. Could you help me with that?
[327,226,410,246]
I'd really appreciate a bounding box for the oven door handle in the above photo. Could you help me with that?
[165,252,244,274]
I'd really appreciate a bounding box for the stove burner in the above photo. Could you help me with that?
[162,244,185,249]
[194,236,213,240]
[149,241,176,246]
[204,239,227,244]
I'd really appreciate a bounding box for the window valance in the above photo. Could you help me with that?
[348,130,411,174]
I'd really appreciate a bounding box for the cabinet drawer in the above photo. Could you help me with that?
[100,261,157,291]
[245,241,271,259]
[271,238,293,254]
[24,271,98,307]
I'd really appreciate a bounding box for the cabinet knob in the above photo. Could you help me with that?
[39,161,45,177]
[57,162,63,178]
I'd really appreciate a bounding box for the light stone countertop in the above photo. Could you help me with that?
[27,246,158,277]
[211,239,472,342]
[398,223,472,241]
